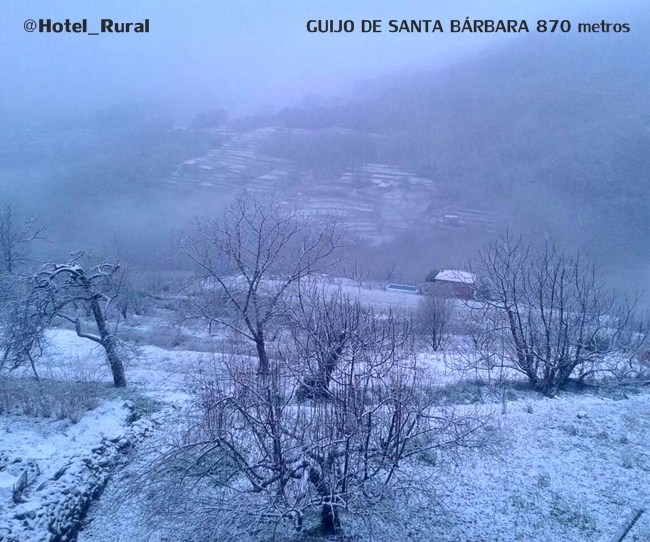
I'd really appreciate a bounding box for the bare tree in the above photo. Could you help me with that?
[180,192,344,375]
[0,202,43,311]
[136,317,491,539]
[0,202,47,377]
[286,284,361,400]
[344,260,370,291]
[416,294,453,352]
[382,262,398,283]
[32,252,127,387]
[0,202,44,275]
[113,271,151,320]
[468,234,647,394]
[0,283,47,379]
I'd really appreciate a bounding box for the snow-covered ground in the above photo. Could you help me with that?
[2,326,649,542]
[0,394,132,542]
[76,388,650,542]
[425,391,650,541]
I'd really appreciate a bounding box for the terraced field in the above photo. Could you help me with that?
[163,127,500,245]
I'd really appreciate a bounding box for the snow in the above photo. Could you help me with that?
[0,396,131,541]
[0,471,15,501]
[422,391,650,541]
[2,314,649,541]
[72,383,650,542]
[435,269,477,284]
[0,399,128,480]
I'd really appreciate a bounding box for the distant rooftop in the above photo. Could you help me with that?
[435,269,476,284]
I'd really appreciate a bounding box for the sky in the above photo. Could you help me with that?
[1,0,637,123]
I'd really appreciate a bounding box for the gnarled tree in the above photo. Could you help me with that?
[286,285,360,400]
[134,311,491,539]
[32,253,127,387]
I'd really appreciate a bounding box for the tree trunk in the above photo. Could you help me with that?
[320,499,339,535]
[103,334,127,387]
[90,295,126,387]
[255,334,270,375]
[321,332,346,390]
[297,332,346,401]
[308,465,340,534]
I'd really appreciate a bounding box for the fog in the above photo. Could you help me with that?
[2,0,634,120]
[1,0,649,297]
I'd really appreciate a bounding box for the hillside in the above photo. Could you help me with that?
[1,31,648,285]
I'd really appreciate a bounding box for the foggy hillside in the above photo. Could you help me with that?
[1,30,649,288]
[249,32,650,276]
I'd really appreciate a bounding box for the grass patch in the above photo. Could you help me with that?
[0,376,108,423]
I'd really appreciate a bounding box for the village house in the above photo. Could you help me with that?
[422,268,477,300]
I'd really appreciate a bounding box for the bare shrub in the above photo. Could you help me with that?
[415,294,453,352]
[637,350,650,373]
[0,375,104,422]
[607,317,650,381]
[133,324,492,540]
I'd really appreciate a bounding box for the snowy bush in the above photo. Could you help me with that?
[128,322,494,540]
[466,234,648,394]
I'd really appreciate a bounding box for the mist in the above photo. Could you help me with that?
[2,0,635,120]
[1,0,649,294]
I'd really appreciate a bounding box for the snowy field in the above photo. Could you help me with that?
[1,322,649,542]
